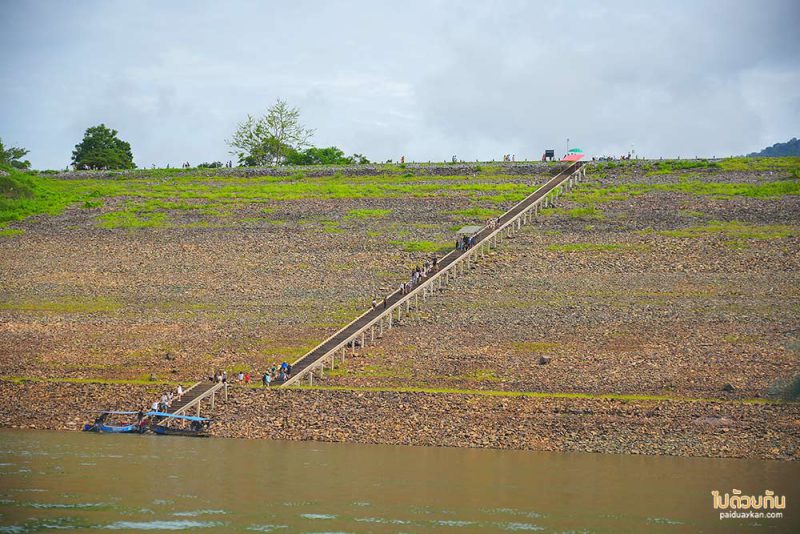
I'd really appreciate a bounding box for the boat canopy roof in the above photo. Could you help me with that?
[146,411,209,422]
[455,225,483,235]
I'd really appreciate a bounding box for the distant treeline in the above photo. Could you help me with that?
[749,137,800,157]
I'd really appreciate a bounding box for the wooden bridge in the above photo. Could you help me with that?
[282,161,586,386]
[165,381,227,417]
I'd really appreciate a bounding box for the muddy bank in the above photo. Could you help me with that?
[1,381,797,461]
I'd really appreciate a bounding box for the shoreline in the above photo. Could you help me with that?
[2,381,797,461]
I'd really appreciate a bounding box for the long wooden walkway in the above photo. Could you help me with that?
[166,381,227,416]
[282,161,585,386]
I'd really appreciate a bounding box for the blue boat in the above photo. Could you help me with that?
[83,411,145,433]
[146,412,211,437]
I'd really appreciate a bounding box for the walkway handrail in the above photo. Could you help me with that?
[281,162,585,386]
[171,381,227,416]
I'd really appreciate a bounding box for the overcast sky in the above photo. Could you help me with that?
[1,0,798,169]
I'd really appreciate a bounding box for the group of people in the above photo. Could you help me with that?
[152,384,184,412]
[369,255,441,310]
[485,217,499,230]
[404,257,438,294]
[210,365,292,387]
[502,154,516,162]
[177,161,236,169]
[457,234,477,251]
[262,361,292,386]
[593,153,634,161]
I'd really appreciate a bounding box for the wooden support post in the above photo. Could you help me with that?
[388,313,393,329]
[361,331,365,348]
[211,391,215,411]
[379,317,383,336]
[308,372,313,386]
[197,401,201,416]
[406,300,410,313]
[371,325,375,342]
[415,293,419,310]
[319,363,324,378]
[224,383,228,401]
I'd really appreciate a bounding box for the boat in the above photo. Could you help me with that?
[82,411,146,433]
[146,411,211,437]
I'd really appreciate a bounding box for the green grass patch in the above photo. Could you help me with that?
[718,156,800,173]
[567,177,800,208]
[345,208,391,219]
[541,206,605,220]
[0,164,550,231]
[678,209,705,218]
[0,297,122,314]
[1,375,186,387]
[463,369,501,382]
[285,384,783,404]
[0,228,24,237]
[320,220,343,233]
[98,211,168,229]
[390,240,452,253]
[659,221,799,240]
[647,159,720,174]
[447,207,503,218]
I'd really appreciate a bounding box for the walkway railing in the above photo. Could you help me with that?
[281,162,586,386]
[169,381,227,417]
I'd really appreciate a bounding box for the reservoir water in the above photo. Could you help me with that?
[0,429,796,532]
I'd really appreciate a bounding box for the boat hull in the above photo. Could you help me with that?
[151,425,209,437]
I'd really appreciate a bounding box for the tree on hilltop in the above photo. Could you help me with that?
[0,138,31,169]
[227,99,315,166]
[285,146,353,165]
[72,124,135,170]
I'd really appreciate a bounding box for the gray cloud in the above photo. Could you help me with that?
[1,0,797,168]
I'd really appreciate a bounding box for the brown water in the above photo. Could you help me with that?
[0,429,797,533]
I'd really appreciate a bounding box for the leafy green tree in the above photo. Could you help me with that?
[0,138,31,169]
[72,124,135,170]
[227,99,314,166]
[285,146,353,165]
